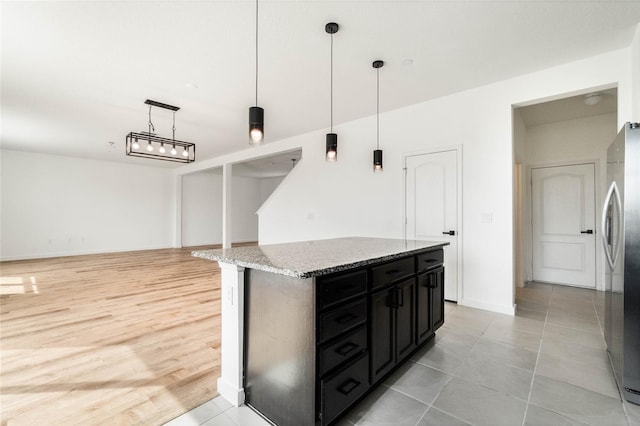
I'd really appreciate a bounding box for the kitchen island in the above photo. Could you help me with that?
[193,237,448,426]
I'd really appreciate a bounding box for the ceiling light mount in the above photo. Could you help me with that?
[325,22,339,34]
[126,99,195,163]
[144,99,180,111]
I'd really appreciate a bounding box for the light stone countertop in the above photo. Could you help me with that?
[192,237,448,278]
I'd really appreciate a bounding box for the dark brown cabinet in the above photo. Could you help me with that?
[244,248,444,426]
[370,277,417,384]
[317,272,369,425]
[370,285,394,382]
[396,278,417,360]
[416,265,444,345]
[431,266,445,330]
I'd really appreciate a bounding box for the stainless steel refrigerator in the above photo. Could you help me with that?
[603,122,640,405]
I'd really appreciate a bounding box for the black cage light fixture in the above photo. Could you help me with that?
[126,99,195,163]
[249,0,264,144]
[325,22,339,162]
[372,60,384,172]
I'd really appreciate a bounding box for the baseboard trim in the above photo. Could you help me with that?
[0,245,174,262]
[458,298,516,316]
[216,377,245,407]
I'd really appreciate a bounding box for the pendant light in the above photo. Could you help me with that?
[125,100,195,163]
[372,60,384,172]
[249,0,264,144]
[325,22,339,161]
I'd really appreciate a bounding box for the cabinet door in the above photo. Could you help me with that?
[432,266,445,330]
[370,288,394,384]
[395,278,417,361]
[416,273,433,345]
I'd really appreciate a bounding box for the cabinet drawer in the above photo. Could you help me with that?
[321,352,369,425]
[319,325,367,376]
[416,250,444,273]
[319,299,367,343]
[317,269,367,310]
[371,257,415,289]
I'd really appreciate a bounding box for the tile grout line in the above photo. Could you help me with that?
[411,404,431,426]
[409,324,489,426]
[520,282,553,426]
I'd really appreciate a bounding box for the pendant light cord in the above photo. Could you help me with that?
[376,68,380,150]
[330,32,333,133]
[255,0,259,107]
[172,111,176,141]
[148,105,155,135]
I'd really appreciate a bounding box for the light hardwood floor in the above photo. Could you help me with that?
[0,247,229,426]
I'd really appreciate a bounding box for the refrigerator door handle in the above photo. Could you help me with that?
[611,182,623,269]
[601,181,622,270]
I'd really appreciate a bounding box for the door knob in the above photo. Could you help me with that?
[442,230,456,236]
[580,230,594,234]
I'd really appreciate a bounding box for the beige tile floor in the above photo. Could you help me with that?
[164,282,640,426]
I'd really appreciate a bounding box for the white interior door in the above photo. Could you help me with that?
[406,150,459,301]
[531,163,596,287]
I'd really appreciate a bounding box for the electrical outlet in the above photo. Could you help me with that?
[481,213,493,224]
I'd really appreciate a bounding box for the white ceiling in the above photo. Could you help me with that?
[519,89,618,127]
[206,148,302,178]
[2,1,639,169]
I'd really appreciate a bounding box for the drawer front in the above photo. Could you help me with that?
[371,257,415,289]
[416,250,444,273]
[321,352,369,425]
[317,269,367,310]
[319,299,367,343]
[319,325,367,376]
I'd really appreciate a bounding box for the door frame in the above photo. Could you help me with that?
[402,145,463,303]
[526,159,601,289]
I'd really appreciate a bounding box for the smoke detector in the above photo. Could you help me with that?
[583,93,602,106]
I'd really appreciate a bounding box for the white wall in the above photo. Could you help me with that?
[231,175,261,243]
[253,48,635,315]
[0,150,175,260]
[524,113,618,164]
[180,172,265,246]
[181,171,223,246]
[259,176,285,205]
[632,24,640,121]
[522,112,618,290]
[512,109,526,289]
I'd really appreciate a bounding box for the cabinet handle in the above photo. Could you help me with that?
[390,289,399,308]
[335,342,359,356]
[335,313,357,324]
[442,230,456,236]
[580,230,594,234]
[429,275,437,289]
[337,378,361,395]
[391,287,404,309]
[386,269,402,276]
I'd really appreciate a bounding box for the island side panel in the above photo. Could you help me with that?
[216,262,246,406]
[244,269,316,425]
